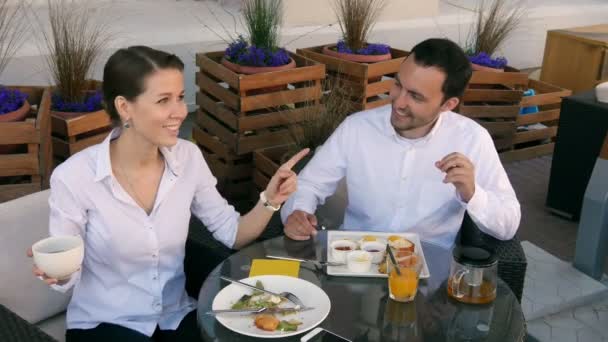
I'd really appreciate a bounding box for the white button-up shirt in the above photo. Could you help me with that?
[48,129,240,336]
[281,105,520,248]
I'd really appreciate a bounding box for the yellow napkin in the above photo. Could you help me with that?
[249,259,300,278]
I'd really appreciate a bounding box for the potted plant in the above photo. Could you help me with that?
[465,0,524,72]
[0,0,29,125]
[253,77,354,189]
[39,0,111,119]
[221,0,294,75]
[323,0,391,63]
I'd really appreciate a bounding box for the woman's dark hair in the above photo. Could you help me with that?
[102,46,184,124]
[409,38,472,102]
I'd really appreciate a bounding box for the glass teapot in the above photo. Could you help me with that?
[447,246,497,304]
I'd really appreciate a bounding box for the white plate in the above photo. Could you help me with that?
[211,275,331,338]
[326,231,430,279]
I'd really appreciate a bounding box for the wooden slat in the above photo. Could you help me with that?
[239,64,325,91]
[463,89,523,103]
[367,57,404,79]
[0,153,39,177]
[469,70,528,86]
[364,97,392,110]
[51,111,109,138]
[197,72,240,111]
[365,79,394,97]
[36,87,52,189]
[51,137,69,159]
[600,132,608,160]
[477,121,517,137]
[493,137,515,151]
[459,105,520,119]
[297,47,368,78]
[241,85,321,112]
[253,148,282,178]
[196,111,236,148]
[0,119,39,145]
[253,169,271,191]
[192,125,234,160]
[521,91,569,107]
[239,105,322,132]
[203,153,252,180]
[0,183,41,203]
[514,126,558,144]
[500,143,555,163]
[528,79,569,94]
[196,92,237,130]
[70,133,106,155]
[61,110,111,137]
[196,52,240,89]
[516,109,560,126]
[237,129,292,155]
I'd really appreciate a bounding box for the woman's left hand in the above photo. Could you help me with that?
[264,148,310,206]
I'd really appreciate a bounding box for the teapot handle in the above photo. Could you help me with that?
[451,269,469,298]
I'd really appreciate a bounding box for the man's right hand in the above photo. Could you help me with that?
[284,210,318,241]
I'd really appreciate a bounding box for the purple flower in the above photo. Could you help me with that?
[468,52,508,69]
[52,90,103,113]
[225,37,290,67]
[0,87,28,115]
[336,41,390,56]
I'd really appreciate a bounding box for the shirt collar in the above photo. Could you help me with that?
[383,107,445,144]
[94,128,181,182]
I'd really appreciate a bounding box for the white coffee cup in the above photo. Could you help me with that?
[32,235,84,280]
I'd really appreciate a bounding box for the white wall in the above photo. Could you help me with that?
[3,0,608,110]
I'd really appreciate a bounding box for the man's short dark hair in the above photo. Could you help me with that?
[409,38,472,102]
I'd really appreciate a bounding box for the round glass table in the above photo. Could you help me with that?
[197,231,526,341]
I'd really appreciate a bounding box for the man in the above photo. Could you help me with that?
[281,38,521,248]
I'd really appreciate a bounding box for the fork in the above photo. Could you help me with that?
[219,276,305,308]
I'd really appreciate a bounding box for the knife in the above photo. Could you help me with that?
[266,255,345,266]
[205,306,315,315]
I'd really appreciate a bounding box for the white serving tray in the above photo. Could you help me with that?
[326,231,430,279]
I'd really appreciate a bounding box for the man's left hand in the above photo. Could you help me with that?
[435,152,475,203]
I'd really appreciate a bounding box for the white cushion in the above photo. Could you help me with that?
[37,313,66,342]
[597,81,608,103]
[0,190,71,324]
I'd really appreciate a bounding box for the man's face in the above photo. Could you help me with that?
[389,55,456,138]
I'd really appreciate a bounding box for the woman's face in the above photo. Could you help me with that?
[121,68,188,147]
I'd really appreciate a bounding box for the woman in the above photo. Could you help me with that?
[27,46,308,341]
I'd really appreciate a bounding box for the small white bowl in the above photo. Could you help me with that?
[330,239,358,264]
[346,250,372,273]
[360,241,387,264]
[32,235,84,280]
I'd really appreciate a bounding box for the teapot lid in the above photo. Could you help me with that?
[452,246,497,268]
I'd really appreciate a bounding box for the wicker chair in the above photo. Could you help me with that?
[456,211,527,302]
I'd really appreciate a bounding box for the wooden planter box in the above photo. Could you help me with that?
[252,145,291,192]
[0,87,52,203]
[459,67,529,151]
[195,51,325,156]
[296,45,409,112]
[51,81,112,160]
[51,110,112,160]
[192,124,254,201]
[500,79,572,163]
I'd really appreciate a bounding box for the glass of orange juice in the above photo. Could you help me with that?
[387,250,422,302]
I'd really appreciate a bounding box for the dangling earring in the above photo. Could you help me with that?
[123,120,130,129]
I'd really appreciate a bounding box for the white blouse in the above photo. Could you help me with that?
[281,105,521,248]
[48,129,239,336]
